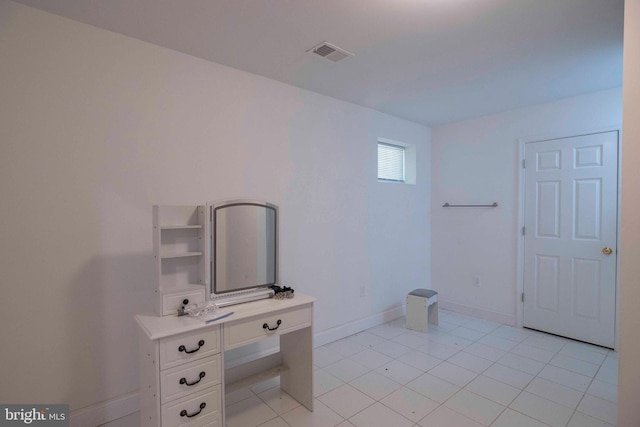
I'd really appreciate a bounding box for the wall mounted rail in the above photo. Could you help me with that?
[442,202,498,208]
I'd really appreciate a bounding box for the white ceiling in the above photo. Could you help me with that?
[12,0,624,126]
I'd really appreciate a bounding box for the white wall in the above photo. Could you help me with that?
[618,0,640,424]
[431,88,622,324]
[0,0,431,415]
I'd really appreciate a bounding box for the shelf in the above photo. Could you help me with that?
[160,225,203,230]
[225,364,289,394]
[160,283,205,293]
[154,204,207,317]
[160,251,203,260]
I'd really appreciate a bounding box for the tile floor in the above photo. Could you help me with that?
[224,310,618,427]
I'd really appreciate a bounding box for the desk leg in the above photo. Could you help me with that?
[280,326,314,411]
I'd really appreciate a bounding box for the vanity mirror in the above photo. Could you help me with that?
[209,200,278,306]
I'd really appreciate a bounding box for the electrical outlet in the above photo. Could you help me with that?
[473,275,481,287]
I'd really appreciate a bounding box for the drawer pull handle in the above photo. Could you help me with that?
[180,402,206,418]
[179,371,206,386]
[178,340,205,354]
[263,319,282,331]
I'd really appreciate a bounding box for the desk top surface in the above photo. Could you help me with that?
[136,293,316,340]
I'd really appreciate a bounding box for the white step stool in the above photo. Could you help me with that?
[406,289,438,333]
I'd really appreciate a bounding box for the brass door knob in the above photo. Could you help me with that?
[602,247,613,255]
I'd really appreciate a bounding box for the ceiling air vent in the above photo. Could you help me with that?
[307,42,354,63]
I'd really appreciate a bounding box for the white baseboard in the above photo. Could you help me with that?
[70,392,138,427]
[314,304,405,347]
[224,346,280,370]
[439,299,516,326]
[73,305,405,426]
[224,349,282,384]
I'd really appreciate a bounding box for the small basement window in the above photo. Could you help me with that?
[377,139,416,184]
[378,142,405,182]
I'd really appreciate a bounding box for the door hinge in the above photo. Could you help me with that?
[522,159,526,168]
[522,226,526,236]
[521,293,524,303]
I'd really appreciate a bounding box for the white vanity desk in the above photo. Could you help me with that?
[136,293,315,427]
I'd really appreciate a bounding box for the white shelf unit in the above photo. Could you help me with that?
[153,205,209,316]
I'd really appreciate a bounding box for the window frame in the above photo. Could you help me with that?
[377,138,416,185]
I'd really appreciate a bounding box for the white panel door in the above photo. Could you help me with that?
[523,131,618,348]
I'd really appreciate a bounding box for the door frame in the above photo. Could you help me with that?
[516,125,622,349]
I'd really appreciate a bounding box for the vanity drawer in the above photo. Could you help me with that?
[161,354,221,404]
[174,412,219,427]
[224,305,312,350]
[160,326,221,370]
[161,384,220,427]
[162,288,206,316]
